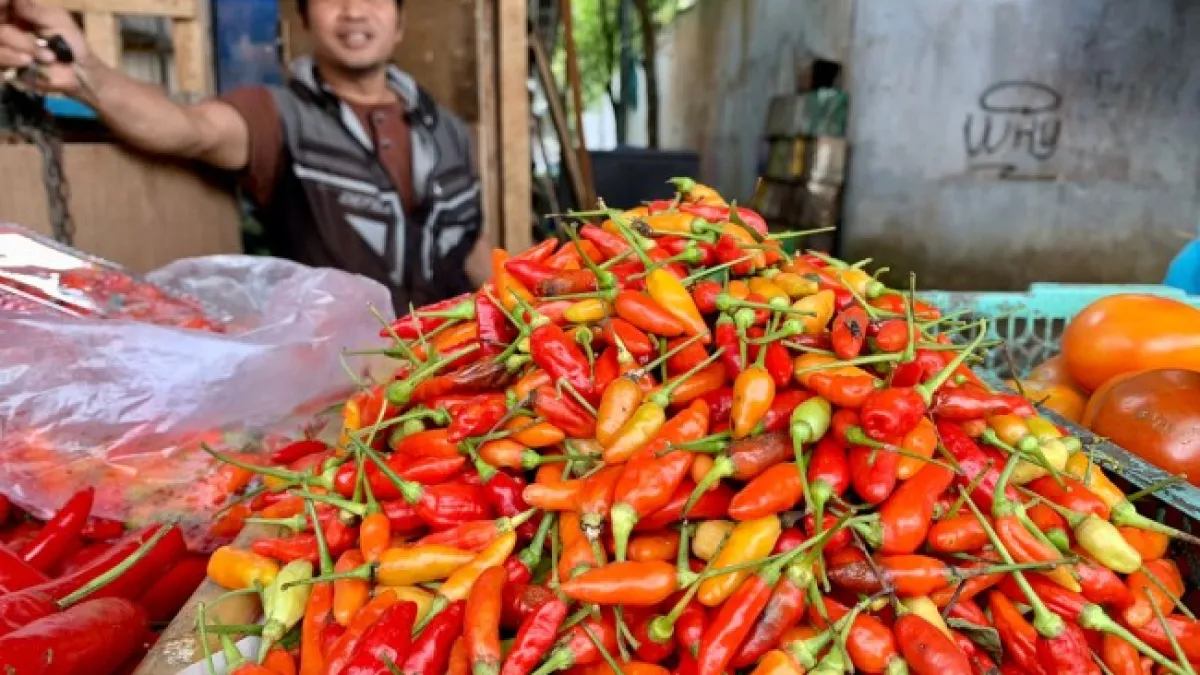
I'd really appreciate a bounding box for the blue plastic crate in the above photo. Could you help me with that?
[921,282,1200,522]
[920,283,1200,380]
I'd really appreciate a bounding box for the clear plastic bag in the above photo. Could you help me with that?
[0,255,393,547]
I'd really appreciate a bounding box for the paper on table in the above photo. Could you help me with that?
[176,636,262,675]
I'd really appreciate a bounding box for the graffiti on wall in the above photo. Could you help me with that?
[963,81,1062,178]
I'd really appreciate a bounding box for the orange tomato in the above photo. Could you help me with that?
[1025,355,1081,388]
[1082,369,1200,486]
[1061,294,1200,392]
[1006,379,1087,423]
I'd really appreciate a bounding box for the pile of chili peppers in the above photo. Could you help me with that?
[0,487,197,674]
[186,180,1199,675]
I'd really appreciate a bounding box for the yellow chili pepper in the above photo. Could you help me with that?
[1065,452,1126,508]
[375,545,476,586]
[679,181,727,206]
[692,520,735,561]
[698,515,781,606]
[207,546,280,591]
[437,530,518,602]
[383,585,436,621]
[1074,514,1142,574]
[748,277,789,303]
[902,597,952,638]
[642,212,697,234]
[829,266,881,299]
[1024,416,1063,440]
[731,365,776,439]
[1010,438,1070,485]
[793,290,836,334]
[603,402,667,464]
[646,268,708,338]
[771,272,819,299]
[596,377,644,447]
[260,560,313,659]
[564,298,610,324]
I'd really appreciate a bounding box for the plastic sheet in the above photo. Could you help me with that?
[0,254,393,548]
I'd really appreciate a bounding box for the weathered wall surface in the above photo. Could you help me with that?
[657,0,852,200]
[658,0,1200,289]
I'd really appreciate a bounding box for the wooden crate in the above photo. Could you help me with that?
[44,0,214,99]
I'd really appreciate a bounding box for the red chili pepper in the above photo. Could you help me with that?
[872,319,911,353]
[874,461,955,553]
[615,291,687,337]
[0,597,148,675]
[1027,476,1111,520]
[728,561,810,668]
[479,471,538,539]
[988,592,1048,675]
[809,597,901,674]
[931,385,1035,420]
[936,421,1019,510]
[996,574,1087,623]
[604,318,656,361]
[530,321,595,399]
[476,290,516,356]
[848,442,900,505]
[502,584,558,630]
[447,394,509,442]
[20,488,94,572]
[764,341,793,388]
[581,224,631,258]
[341,600,418,673]
[666,335,713,376]
[691,280,724,315]
[831,307,870,359]
[1072,552,1134,608]
[894,613,972,675]
[269,439,328,466]
[401,600,465,675]
[678,203,727,223]
[712,315,744,377]
[945,597,990,628]
[1124,613,1200,662]
[381,293,473,338]
[890,350,949,388]
[714,235,755,275]
[533,385,597,439]
[802,513,852,553]
[0,544,50,592]
[1035,621,1100,675]
[506,259,573,293]
[501,596,569,675]
[634,479,734,532]
[807,436,852,505]
[535,611,619,673]
[413,483,494,530]
[949,629,1000,675]
[135,554,209,623]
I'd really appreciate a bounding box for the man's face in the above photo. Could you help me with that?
[306,0,401,73]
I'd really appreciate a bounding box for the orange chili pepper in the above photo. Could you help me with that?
[731,364,775,438]
[448,636,470,675]
[628,530,681,562]
[749,650,805,675]
[691,454,716,486]
[323,589,400,675]
[493,249,534,311]
[596,377,645,447]
[261,647,296,675]
[896,417,937,480]
[654,362,727,405]
[1118,525,1170,562]
[333,550,370,627]
[260,495,306,519]
[559,560,678,606]
[522,479,582,511]
[506,416,566,447]
[477,438,531,470]
[579,466,624,534]
[298,578,332,675]
[1122,559,1184,628]
[514,369,553,400]
[464,566,506,675]
[1101,634,1153,675]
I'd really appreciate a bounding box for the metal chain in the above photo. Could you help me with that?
[1,78,76,246]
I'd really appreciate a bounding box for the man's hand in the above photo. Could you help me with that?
[0,0,91,97]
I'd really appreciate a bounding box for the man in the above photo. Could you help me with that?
[0,0,490,312]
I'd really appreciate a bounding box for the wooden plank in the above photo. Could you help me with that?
[43,0,196,18]
[171,15,212,98]
[496,0,530,253]
[132,526,273,675]
[475,0,500,246]
[530,31,585,210]
[83,12,122,69]
[559,0,593,208]
[0,143,241,272]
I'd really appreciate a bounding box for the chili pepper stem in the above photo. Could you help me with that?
[679,254,757,286]
[912,320,989,405]
[1124,476,1185,502]
[1078,604,1190,675]
[681,454,734,517]
[1109,501,1200,545]
[202,442,328,490]
[1149,594,1198,675]
[981,428,1066,488]
[960,486,1064,639]
[58,520,175,608]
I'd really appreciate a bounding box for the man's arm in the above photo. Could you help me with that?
[465,234,493,288]
[0,0,248,170]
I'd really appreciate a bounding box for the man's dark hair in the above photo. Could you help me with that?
[297,0,403,22]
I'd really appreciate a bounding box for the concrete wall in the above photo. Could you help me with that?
[657,0,1200,289]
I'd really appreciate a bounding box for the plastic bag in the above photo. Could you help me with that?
[0,254,394,547]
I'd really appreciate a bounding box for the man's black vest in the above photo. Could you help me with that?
[256,58,481,312]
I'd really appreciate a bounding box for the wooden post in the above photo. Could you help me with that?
[496,0,531,253]
[83,12,122,68]
[476,0,500,247]
[530,31,585,210]
[559,0,593,208]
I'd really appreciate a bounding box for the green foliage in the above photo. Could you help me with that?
[554,0,681,110]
